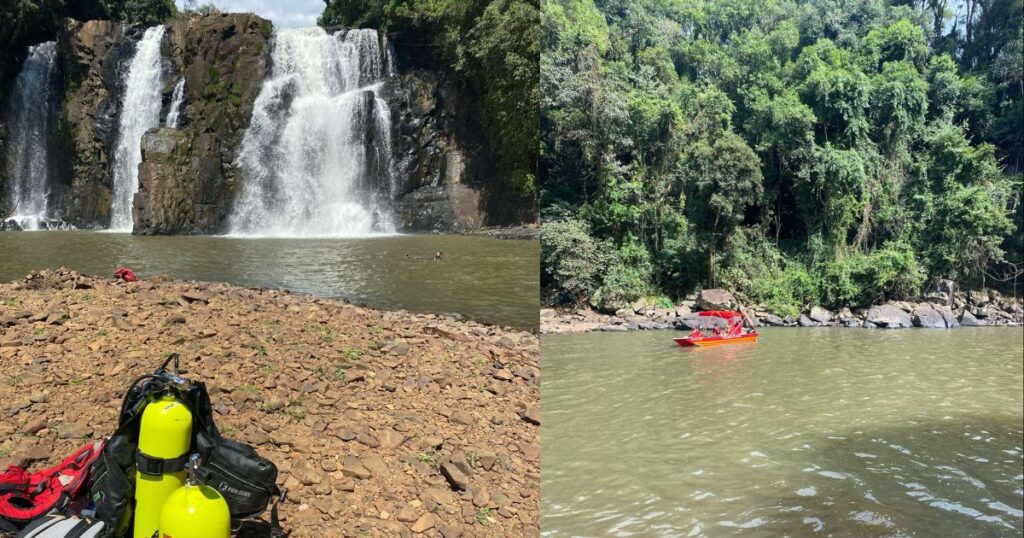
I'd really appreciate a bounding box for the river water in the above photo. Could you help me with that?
[542,328,1024,536]
[0,231,538,330]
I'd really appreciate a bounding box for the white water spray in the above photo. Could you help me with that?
[228,27,398,237]
[109,25,166,232]
[166,77,185,128]
[4,42,58,230]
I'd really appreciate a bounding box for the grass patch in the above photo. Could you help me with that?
[475,507,493,525]
[343,348,362,359]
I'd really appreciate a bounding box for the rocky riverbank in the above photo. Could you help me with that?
[0,269,540,537]
[542,286,1023,334]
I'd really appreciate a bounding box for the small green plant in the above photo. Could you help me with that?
[466,453,478,469]
[97,329,108,337]
[334,367,346,383]
[0,446,12,457]
[416,452,439,469]
[32,326,45,336]
[3,297,19,307]
[286,407,306,421]
[264,363,278,374]
[343,348,362,359]
[221,426,235,435]
[256,344,267,356]
[475,507,493,525]
[313,324,334,342]
[240,384,260,394]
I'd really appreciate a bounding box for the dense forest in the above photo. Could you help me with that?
[320,0,540,198]
[541,0,1023,315]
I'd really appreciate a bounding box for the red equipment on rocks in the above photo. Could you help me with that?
[113,268,138,282]
[0,441,104,523]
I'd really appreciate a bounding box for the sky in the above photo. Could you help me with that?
[174,0,324,27]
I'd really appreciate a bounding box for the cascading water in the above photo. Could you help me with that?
[166,78,185,128]
[228,27,398,237]
[4,41,58,230]
[109,25,166,232]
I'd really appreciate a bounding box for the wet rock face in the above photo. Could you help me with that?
[57,20,140,227]
[384,70,489,232]
[132,13,271,234]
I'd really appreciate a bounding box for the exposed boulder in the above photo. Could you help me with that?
[695,289,737,311]
[865,304,913,328]
[967,289,989,306]
[960,310,985,326]
[761,314,785,326]
[808,306,832,324]
[911,303,946,328]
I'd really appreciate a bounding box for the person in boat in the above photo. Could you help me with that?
[689,326,703,339]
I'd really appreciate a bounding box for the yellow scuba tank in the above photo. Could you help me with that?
[158,454,231,538]
[134,395,192,538]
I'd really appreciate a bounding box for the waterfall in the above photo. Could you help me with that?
[228,27,398,237]
[4,41,58,230]
[166,78,185,128]
[109,25,166,232]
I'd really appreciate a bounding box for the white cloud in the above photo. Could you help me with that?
[174,0,324,27]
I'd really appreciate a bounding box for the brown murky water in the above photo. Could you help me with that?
[0,231,538,329]
[542,328,1024,536]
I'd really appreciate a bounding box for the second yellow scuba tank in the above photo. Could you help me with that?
[133,395,192,538]
[158,454,231,538]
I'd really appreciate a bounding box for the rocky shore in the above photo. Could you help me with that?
[542,286,1023,334]
[0,269,540,537]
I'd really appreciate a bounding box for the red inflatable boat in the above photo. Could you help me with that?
[674,310,759,347]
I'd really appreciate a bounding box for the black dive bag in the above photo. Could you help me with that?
[87,355,281,537]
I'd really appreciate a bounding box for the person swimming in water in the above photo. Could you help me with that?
[433,251,443,260]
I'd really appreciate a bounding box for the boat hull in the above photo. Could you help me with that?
[674,333,759,347]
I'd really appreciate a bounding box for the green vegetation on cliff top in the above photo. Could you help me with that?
[319,0,540,198]
[541,0,1023,316]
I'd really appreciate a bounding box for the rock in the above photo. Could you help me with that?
[341,457,372,479]
[762,314,785,326]
[631,298,649,314]
[960,310,986,326]
[865,304,913,328]
[808,306,832,324]
[440,460,470,491]
[797,315,817,327]
[935,305,960,328]
[599,324,628,332]
[695,289,737,311]
[968,289,989,306]
[450,410,475,426]
[520,405,540,425]
[912,304,946,328]
[410,513,435,533]
[377,429,407,449]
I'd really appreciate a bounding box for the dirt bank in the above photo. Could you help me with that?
[0,269,540,537]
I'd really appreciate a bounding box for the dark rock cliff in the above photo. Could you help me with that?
[132,13,271,234]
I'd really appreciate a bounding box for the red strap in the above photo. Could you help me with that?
[0,441,104,520]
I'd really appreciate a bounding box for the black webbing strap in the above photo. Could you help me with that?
[136,450,190,476]
[270,489,287,537]
[64,518,98,538]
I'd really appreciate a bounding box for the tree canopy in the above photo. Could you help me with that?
[541,0,1022,313]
